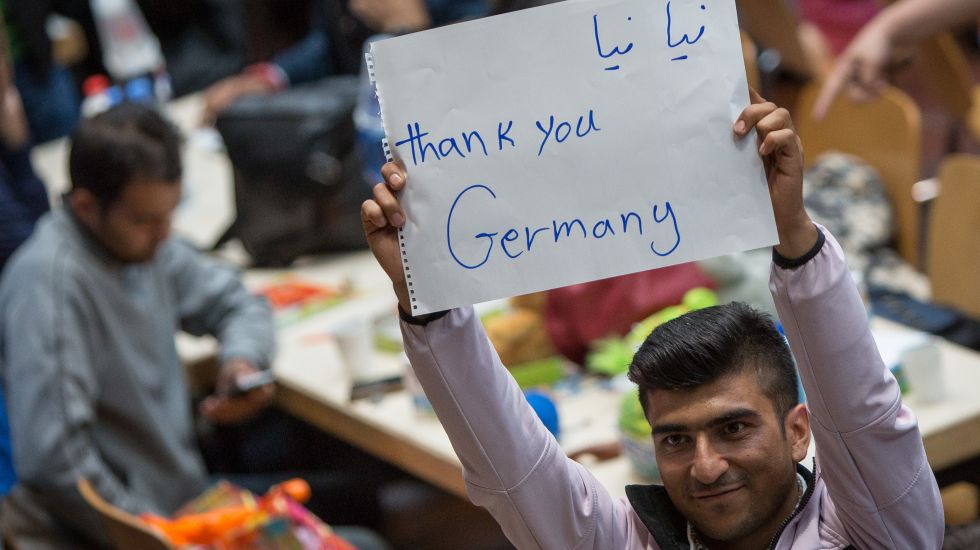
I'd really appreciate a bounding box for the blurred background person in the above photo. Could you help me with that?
[0,12,47,547]
[0,102,273,548]
[201,0,489,122]
[814,0,980,117]
[0,0,89,142]
[0,8,48,274]
[0,103,389,549]
[136,0,248,96]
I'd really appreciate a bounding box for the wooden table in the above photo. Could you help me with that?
[180,250,980,500]
[175,251,633,499]
[909,335,980,471]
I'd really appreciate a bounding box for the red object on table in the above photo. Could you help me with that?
[544,263,715,364]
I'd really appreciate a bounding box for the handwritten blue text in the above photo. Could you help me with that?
[593,14,634,71]
[666,1,707,61]
[446,184,681,269]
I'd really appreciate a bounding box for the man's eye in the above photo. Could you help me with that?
[724,422,746,435]
[663,434,688,447]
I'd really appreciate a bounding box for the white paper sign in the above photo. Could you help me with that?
[370,0,776,315]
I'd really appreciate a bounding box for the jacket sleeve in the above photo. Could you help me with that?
[401,308,650,550]
[769,227,944,549]
[166,240,276,368]
[271,28,333,87]
[426,0,488,24]
[2,263,154,525]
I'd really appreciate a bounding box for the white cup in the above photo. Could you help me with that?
[334,316,376,385]
[901,338,946,405]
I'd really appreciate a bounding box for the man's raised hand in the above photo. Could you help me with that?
[733,90,817,259]
[361,162,411,310]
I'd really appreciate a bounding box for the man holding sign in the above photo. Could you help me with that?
[360,92,943,548]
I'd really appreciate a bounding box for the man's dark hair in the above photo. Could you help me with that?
[628,302,799,422]
[69,103,183,208]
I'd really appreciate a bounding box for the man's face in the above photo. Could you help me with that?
[646,370,809,547]
[85,179,181,263]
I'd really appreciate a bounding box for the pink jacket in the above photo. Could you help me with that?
[400,230,944,549]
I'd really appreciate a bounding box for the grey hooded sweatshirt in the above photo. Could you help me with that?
[0,208,274,549]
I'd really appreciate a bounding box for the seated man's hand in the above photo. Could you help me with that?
[732,90,817,259]
[361,162,410,311]
[199,359,274,425]
[201,73,278,125]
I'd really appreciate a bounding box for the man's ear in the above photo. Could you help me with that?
[68,189,102,228]
[784,403,810,462]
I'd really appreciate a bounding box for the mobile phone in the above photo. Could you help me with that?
[229,369,276,396]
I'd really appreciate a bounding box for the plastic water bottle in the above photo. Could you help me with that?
[354,35,391,186]
[89,0,168,88]
[124,77,155,104]
[80,74,123,117]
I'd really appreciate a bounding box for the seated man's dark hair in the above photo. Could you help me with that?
[69,103,183,208]
[628,302,799,422]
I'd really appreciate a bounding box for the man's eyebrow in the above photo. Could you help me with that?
[704,408,761,429]
[651,422,688,435]
[650,408,762,435]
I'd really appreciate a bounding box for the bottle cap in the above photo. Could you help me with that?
[82,74,111,97]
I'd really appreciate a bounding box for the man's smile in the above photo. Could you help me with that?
[692,484,746,502]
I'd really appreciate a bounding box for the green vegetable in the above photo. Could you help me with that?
[682,287,718,311]
[618,388,652,437]
[624,288,718,348]
[509,356,566,389]
[585,337,634,376]
[626,305,688,348]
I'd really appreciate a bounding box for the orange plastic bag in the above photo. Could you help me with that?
[141,479,355,550]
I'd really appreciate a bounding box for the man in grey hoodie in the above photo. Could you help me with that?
[360,90,945,549]
[0,103,276,548]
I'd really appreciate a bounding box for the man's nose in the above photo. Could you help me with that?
[690,435,729,485]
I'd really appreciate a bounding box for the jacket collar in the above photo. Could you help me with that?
[625,463,817,550]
